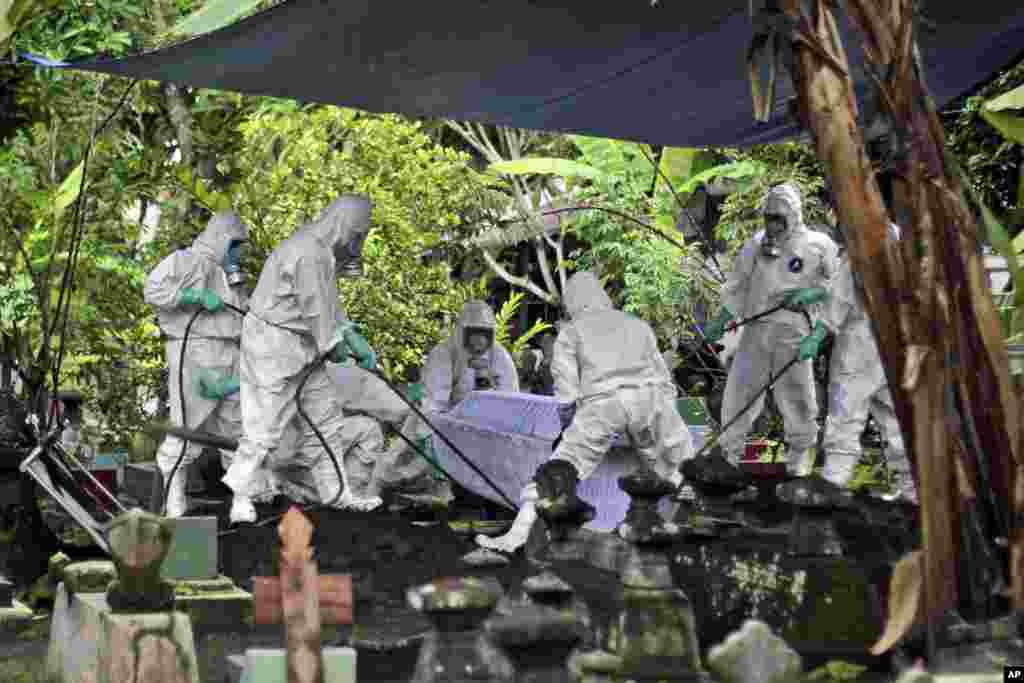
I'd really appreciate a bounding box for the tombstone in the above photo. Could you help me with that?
[611,469,710,682]
[407,576,504,683]
[522,570,593,651]
[47,508,200,683]
[486,603,584,683]
[240,507,356,683]
[775,475,853,557]
[680,452,749,534]
[533,460,596,563]
[707,619,802,683]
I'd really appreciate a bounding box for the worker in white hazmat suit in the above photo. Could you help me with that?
[817,225,917,503]
[144,211,255,518]
[477,271,694,554]
[704,183,839,473]
[222,194,382,523]
[375,300,519,500]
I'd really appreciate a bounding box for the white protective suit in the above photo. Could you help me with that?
[375,301,519,495]
[718,184,839,470]
[819,226,916,503]
[477,272,693,553]
[144,211,249,517]
[423,300,519,412]
[222,195,383,521]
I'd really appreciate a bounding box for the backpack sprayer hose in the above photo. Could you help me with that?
[160,308,204,516]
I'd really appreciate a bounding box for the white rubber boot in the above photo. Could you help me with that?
[315,455,382,512]
[229,495,257,524]
[160,466,188,518]
[821,450,859,488]
[476,483,539,554]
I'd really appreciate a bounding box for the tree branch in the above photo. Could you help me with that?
[480,249,556,304]
[533,238,558,298]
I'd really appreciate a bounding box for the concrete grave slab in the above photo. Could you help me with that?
[239,647,356,683]
[172,575,253,629]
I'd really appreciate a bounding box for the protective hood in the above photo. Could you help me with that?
[760,182,807,236]
[192,211,248,262]
[309,194,373,250]
[563,271,613,320]
[457,300,497,336]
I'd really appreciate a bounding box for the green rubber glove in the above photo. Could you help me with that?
[179,287,225,313]
[406,382,425,404]
[196,370,240,400]
[798,321,828,361]
[329,337,351,364]
[704,307,734,344]
[342,325,377,371]
[783,286,829,310]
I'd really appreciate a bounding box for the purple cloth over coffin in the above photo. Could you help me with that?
[432,391,706,532]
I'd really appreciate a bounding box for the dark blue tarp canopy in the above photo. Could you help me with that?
[44,0,1024,147]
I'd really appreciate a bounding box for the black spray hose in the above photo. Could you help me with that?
[177,299,515,509]
[686,353,802,465]
[679,309,816,490]
[293,351,351,509]
[161,308,204,516]
[365,367,517,509]
[377,415,456,484]
[215,355,365,535]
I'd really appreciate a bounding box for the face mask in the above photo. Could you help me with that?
[335,232,368,279]
[761,213,789,258]
[464,329,493,357]
[223,239,247,286]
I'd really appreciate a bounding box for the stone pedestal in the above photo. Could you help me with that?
[681,453,749,534]
[407,576,504,683]
[612,469,710,682]
[486,604,584,683]
[776,476,852,557]
[47,584,199,683]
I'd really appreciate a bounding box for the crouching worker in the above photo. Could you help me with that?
[476,271,695,553]
[375,300,519,503]
[222,194,383,524]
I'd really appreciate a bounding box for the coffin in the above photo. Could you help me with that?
[430,391,710,531]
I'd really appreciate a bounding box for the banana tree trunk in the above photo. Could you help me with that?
[774,0,1020,621]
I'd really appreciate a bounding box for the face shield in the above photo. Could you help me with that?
[335,231,368,279]
[223,238,247,286]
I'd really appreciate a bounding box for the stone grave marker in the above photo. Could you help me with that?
[707,619,802,683]
[46,507,201,683]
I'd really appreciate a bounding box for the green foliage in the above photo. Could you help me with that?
[168,0,265,40]
[716,142,831,251]
[0,0,60,57]
[488,157,608,181]
[494,291,552,355]
[947,59,1024,218]
[231,107,494,380]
